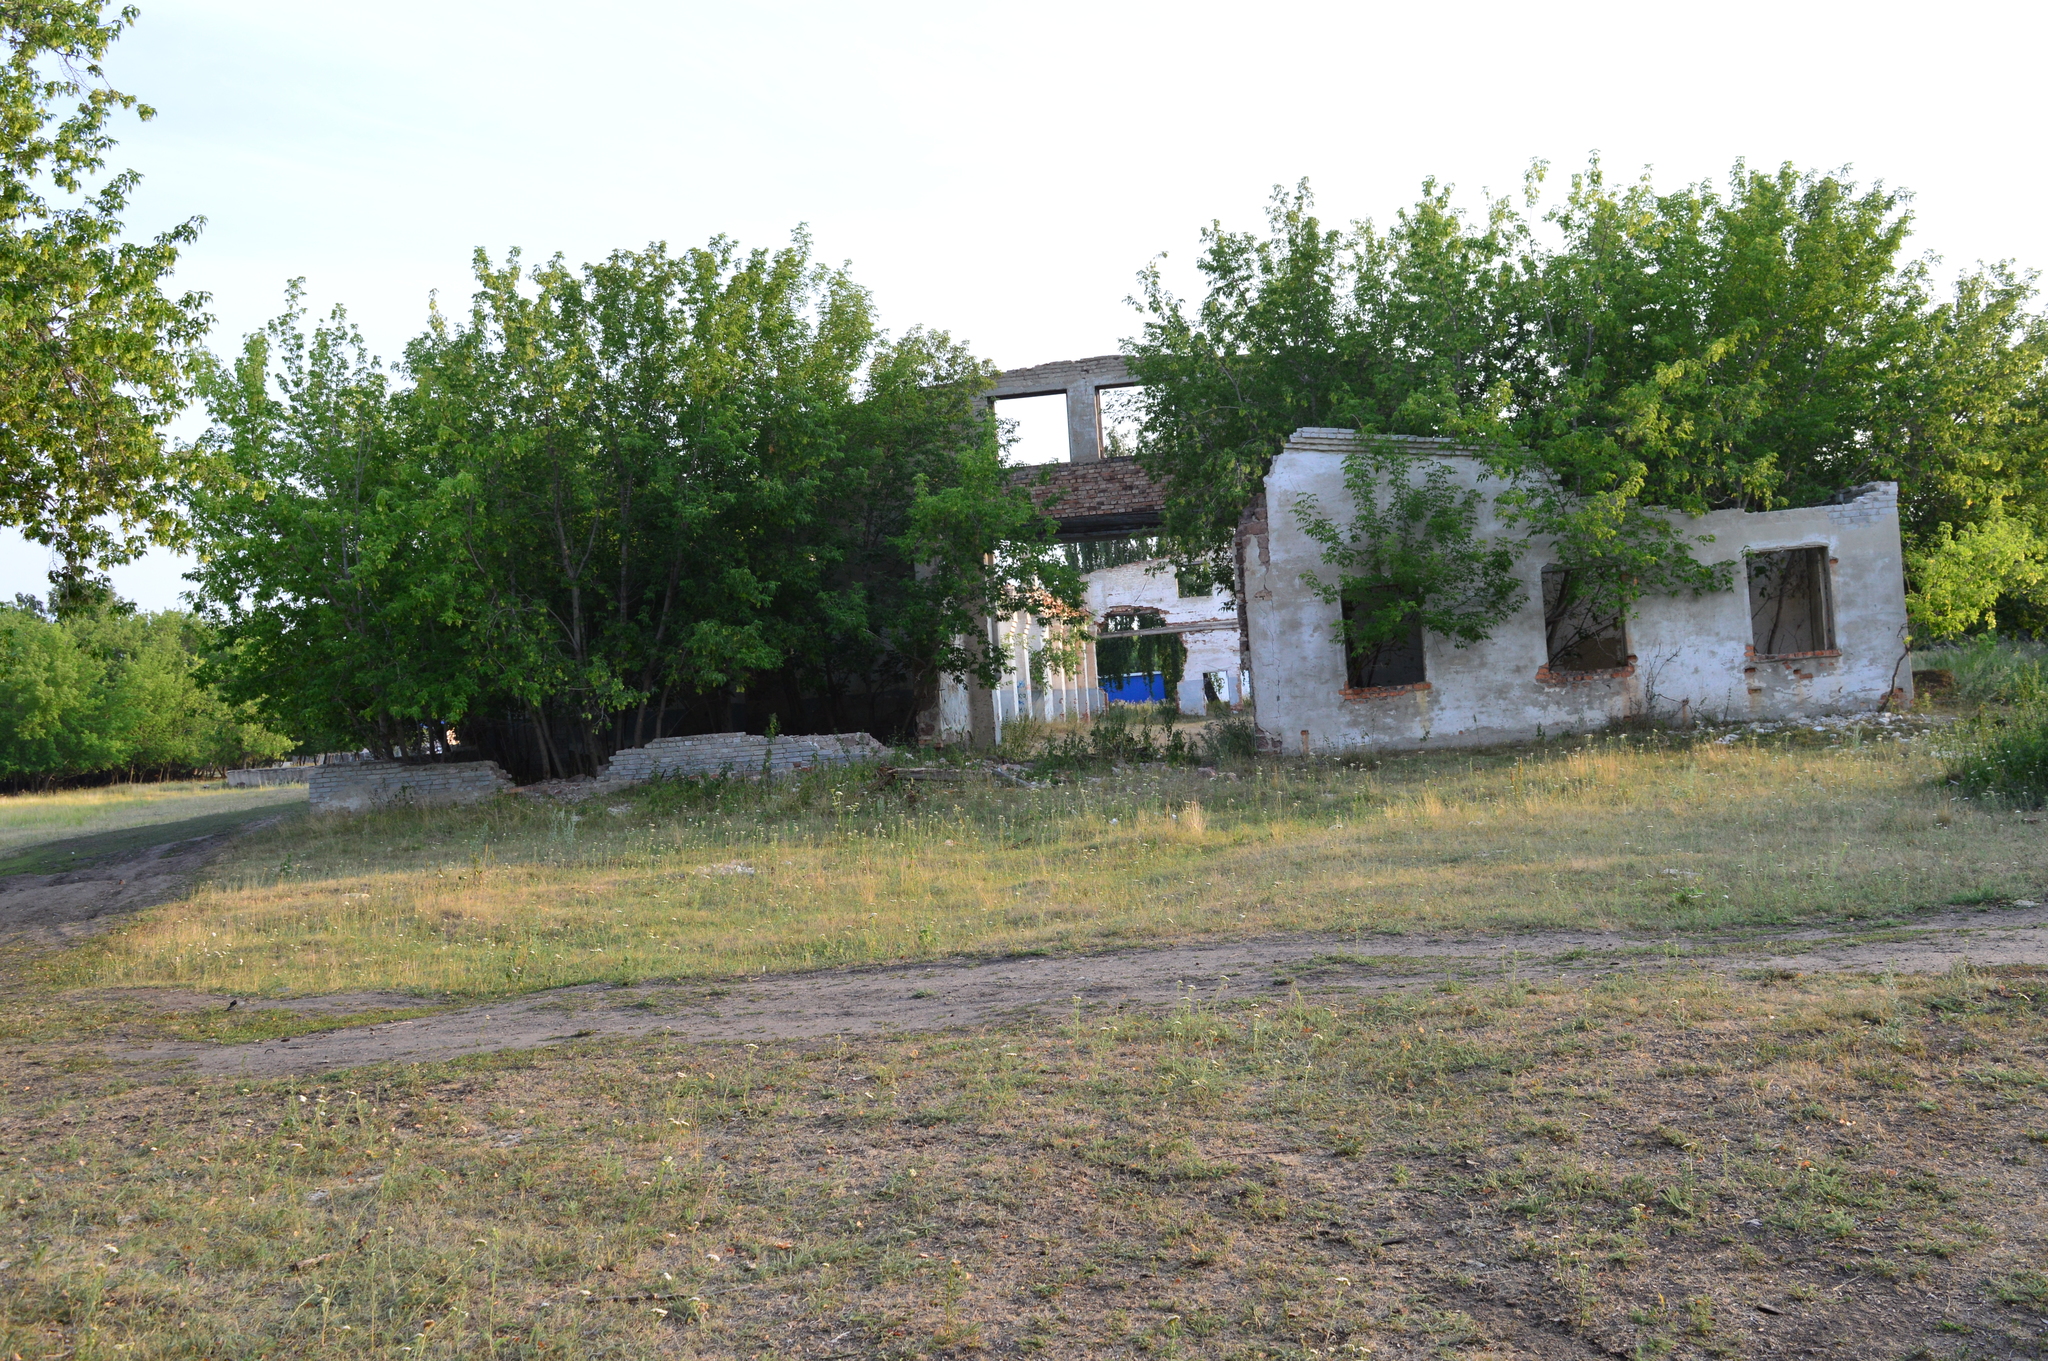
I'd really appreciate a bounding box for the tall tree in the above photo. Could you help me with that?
[190,237,1077,774]
[0,2,210,580]
[185,288,473,755]
[1126,163,2048,641]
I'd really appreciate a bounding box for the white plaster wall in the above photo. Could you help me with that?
[1244,430,1910,753]
[1084,559,1241,713]
[932,672,972,743]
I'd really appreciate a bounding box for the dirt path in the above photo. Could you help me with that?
[0,815,285,948]
[115,902,2048,1079]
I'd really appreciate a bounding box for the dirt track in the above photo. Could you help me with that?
[0,823,279,948]
[116,902,2048,1079]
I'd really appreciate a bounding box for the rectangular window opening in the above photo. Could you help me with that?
[1748,547,1835,656]
[1099,386,1145,460]
[1059,534,1163,574]
[1340,591,1426,689]
[1542,566,1629,672]
[994,392,1070,467]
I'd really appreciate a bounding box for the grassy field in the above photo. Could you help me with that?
[4,963,2046,1359]
[27,724,2040,1003]
[0,780,305,862]
[3,703,2046,1358]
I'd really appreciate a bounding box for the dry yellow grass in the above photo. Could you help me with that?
[6,964,2048,1359]
[34,730,2041,1001]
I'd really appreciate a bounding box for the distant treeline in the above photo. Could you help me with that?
[0,601,293,788]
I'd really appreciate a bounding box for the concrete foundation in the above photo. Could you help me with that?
[597,732,888,782]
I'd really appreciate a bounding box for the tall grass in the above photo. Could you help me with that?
[1914,635,2048,708]
[1912,636,2048,805]
[39,727,2038,1001]
[1948,701,2048,806]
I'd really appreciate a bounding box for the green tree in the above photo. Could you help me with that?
[1124,179,1533,584]
[1126,163,2048,642]
[1,2,211,579]
[185,288,472,755]
[0,599,290,782]
[1290,446,1524,675]
[190,236,1077,773]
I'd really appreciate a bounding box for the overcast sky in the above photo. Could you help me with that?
[9,0,2046,610]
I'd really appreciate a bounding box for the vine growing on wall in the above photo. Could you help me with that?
[1290,447,1525,669]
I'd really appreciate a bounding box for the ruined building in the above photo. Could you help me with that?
[932,365,1912,753]
[1241,430,1912,753]
[930,357,1245,745]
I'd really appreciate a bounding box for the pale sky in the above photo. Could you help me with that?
[8,0,2045,610]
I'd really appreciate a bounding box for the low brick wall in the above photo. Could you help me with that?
[308,761,514,813]
[225,766,313,788]
[600,732,887,783]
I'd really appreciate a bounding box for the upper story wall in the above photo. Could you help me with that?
[1241,430,1911,753]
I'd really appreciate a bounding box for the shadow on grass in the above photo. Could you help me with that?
[0,804,303,878]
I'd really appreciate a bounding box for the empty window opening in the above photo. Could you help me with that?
[1340,590,1426,689]
[1060,535,1163,574]
[1099,387,1146,459]
[1202,669,1243,712]
[1748,547,1835,656]
[1097,607,1187,700]
[1542,565,1629,671]
[995,392,1070,466]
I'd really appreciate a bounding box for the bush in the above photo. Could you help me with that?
[1948,701,2048,807]
[1916,635,2048,708]
[1200,715,1260,765]
[1028,704,1190,771]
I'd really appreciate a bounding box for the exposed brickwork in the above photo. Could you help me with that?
[1339,681,1433,701]
[309,761,514,813]
[1010,457,1164,535]
[1823,482,1898,527]
[1533,663,1637,685]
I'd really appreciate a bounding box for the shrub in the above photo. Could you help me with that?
[1027,704,1193,771]
[1200,715,1260,765]
[1948,700,2048,807]
[1917,635,2048,708]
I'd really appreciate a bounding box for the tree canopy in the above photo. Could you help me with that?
[1125,162,2048,641]
[1,2,210,583]
[186,238,1076,776]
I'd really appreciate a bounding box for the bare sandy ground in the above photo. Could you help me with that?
[116,902,2048,1079]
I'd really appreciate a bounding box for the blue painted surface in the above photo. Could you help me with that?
[1100,673,1168,704]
